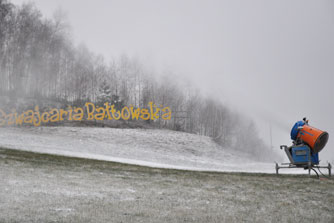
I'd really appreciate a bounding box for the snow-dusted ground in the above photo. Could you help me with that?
[0,126,321,174]
[1,150,333,223]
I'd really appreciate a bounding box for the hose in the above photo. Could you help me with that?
[316,166,334,180]
[311,168,319,178]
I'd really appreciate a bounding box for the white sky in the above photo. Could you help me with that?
[11,0,334,161]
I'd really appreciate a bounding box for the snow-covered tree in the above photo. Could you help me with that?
[97,79,112,106]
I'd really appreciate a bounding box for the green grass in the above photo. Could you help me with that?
[0,147,334,223]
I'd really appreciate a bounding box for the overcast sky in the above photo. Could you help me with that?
[11,0,334,160]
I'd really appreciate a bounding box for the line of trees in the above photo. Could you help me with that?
[0,0,275,160]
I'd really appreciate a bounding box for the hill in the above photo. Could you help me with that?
[0,126,280,173]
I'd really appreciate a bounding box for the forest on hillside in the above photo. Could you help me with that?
[0,0,274,160]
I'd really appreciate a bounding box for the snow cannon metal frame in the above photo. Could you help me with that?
[275,118,331,177]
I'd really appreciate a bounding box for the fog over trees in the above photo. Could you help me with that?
[0,0,276,160]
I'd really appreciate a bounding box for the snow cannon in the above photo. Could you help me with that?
[290,120,329,153]
[276,118,331,177]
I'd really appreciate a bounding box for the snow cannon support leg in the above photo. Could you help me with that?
[329,163,332,177]
[308,148,311,177]
[275,163,279,175]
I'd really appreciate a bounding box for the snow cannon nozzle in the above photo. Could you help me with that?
[302,117,309,125]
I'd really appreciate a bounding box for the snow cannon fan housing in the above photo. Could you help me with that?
[290,121,329,153]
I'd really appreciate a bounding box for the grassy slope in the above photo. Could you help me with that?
[0,148,334,223]
[0,127,274,173]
